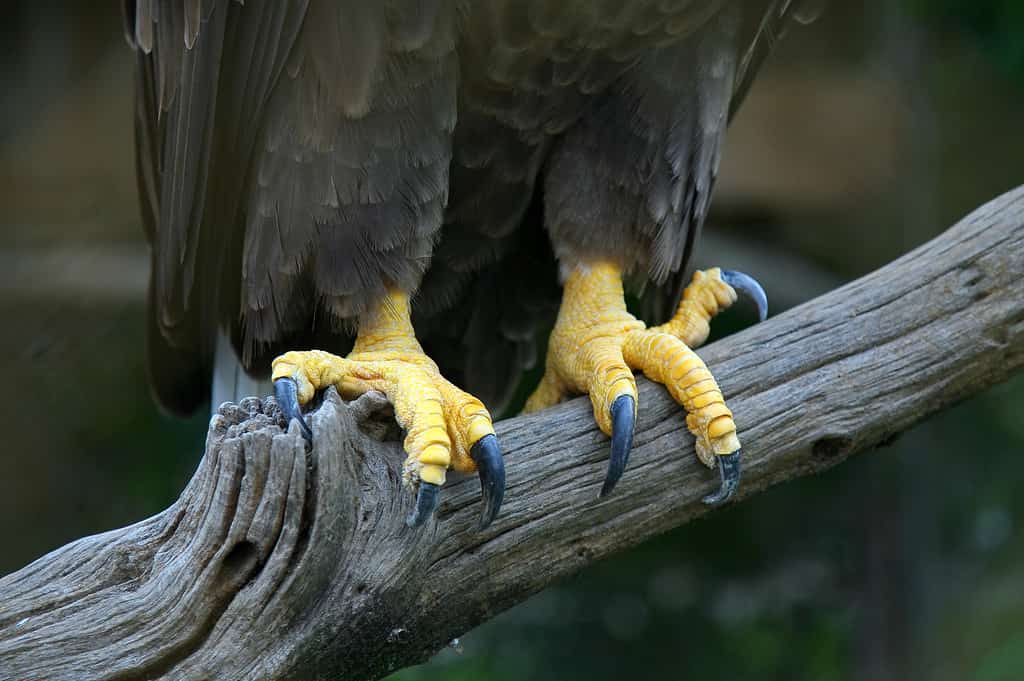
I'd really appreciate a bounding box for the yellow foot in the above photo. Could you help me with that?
[271,291,505,529]
[524,263,766,504]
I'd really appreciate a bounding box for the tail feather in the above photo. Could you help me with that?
[211,330,273,414]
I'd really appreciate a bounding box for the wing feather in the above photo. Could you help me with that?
[130,0,457,411]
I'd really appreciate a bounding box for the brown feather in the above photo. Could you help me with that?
[132,0,801,413]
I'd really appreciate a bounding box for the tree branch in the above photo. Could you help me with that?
[3,187,1024,681]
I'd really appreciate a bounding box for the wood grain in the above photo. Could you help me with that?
[2,186,1023,680]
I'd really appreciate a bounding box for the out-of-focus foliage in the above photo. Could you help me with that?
[909,0,1024,79]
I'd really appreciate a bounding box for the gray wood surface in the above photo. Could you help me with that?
[2,186,1023,680]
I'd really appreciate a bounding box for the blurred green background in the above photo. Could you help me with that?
[1,3,1023,680]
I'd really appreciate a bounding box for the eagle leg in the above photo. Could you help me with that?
[271,290,506,529]
[524,263,765,504]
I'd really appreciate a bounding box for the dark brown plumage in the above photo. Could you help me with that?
[125,0,803,415]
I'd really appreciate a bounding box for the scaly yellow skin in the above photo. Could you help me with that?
[525,263,741,467]
[271,291,495,487]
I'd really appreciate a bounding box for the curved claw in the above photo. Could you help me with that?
[406,482,441,527]
[720,270,768,322]
[470,434,506,530]
[601,394,636,497]
[702,451,742,506]
[274,377,313,443]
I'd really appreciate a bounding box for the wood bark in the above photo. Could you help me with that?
[2,187,1024,680]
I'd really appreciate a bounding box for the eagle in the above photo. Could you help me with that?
[125,0,803,529]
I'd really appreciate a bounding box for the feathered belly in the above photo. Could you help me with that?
[459,0,728,92]
[455,0,732,150]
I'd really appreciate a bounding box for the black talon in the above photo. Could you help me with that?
[470,434,506,530]
[407,482,441,527]
[601,394,636,497]
[702,451,742,506]
[720,270,769,322]
[274,377,313,443]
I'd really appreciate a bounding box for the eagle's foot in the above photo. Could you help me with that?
[271,292,505,529]
[524,263,766,504]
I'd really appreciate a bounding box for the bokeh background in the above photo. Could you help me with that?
[2,2,1023,680]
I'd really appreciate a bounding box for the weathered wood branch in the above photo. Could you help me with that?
[2,187,1024,680]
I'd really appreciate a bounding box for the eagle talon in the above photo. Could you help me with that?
[601,394,636,497]
[274,377,313,443]
[407,482,441,527]
[720,270,769,322]
[702,451,742,506]
[470,434,506,530]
